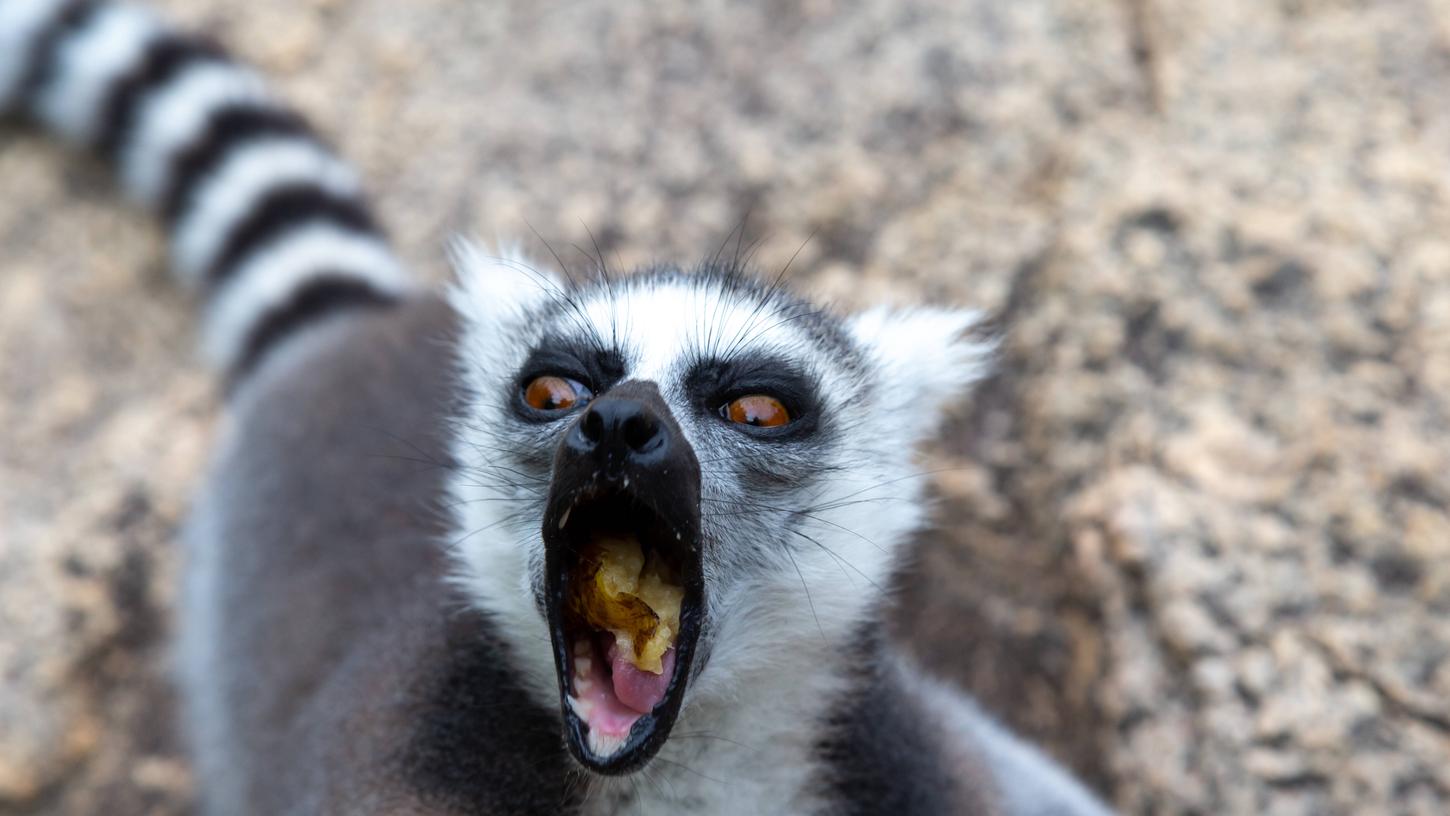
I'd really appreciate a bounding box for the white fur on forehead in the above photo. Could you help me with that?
[848,306,995,441]
[567,273,833,382]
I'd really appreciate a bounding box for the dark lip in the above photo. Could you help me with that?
[541,483,705,774]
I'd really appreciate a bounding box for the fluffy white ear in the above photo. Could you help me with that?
[447,239,564,389]
[848,306,996,444]
[446,238,564,325]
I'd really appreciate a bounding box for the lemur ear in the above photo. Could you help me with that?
[448,239,564,386]
[446,238,564,325]
[847,306,996,443]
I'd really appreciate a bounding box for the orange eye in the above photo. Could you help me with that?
[524,376,590,411]
[723,394,791,428]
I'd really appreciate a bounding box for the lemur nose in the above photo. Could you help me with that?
[554,378,698,499]
[575,396,666,461]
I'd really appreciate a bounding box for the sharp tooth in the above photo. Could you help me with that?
[576,677,593,692]
[575,656,592,676]
[558,506,572,529]
[588,731,626,757]
[567,696,592,719]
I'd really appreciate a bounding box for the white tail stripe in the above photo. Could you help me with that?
[0,0,67,109]
[120,61,270,206]
[170,137,362,286]
[32,2,161,144]
[202,223,407,367]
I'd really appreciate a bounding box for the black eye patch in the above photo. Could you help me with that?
[684,357,822,440]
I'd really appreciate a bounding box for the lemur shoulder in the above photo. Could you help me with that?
[1,1,1116,814]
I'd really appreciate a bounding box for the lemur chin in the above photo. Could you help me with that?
[3,0,1117,813]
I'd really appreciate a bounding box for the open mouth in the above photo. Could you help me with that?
[543,487,704,773]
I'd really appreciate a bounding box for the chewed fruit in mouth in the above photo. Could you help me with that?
[564,533,686,758]
[570,535,683,676]
[546,487,704,771]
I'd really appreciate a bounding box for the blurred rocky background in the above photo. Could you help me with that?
[3,0,1449,813]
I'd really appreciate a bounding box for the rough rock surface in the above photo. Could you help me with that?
[2,0,1448,813]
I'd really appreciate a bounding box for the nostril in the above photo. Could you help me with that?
[580,407,605,443]
[622,412,661,452]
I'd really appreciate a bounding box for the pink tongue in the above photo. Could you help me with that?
[608,643,675,715]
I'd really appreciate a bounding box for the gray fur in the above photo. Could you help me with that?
[175,291,1113,814]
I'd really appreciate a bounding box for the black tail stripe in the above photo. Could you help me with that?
[204,183,379,288]
[230,274,398,382]
[93,35,227,158]
[160,104,312,225]
[14,0,100,111]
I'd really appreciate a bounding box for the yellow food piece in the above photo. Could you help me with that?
[570,535,683,674]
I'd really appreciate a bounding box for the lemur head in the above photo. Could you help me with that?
[446,242,991,774]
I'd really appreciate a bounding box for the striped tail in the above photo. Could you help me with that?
[0,0,411,378]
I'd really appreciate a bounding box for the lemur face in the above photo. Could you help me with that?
[447,243,990,773]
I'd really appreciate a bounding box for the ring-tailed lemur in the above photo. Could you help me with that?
[2,2,1117,814]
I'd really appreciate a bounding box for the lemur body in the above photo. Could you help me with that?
[2,2,1116,814]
